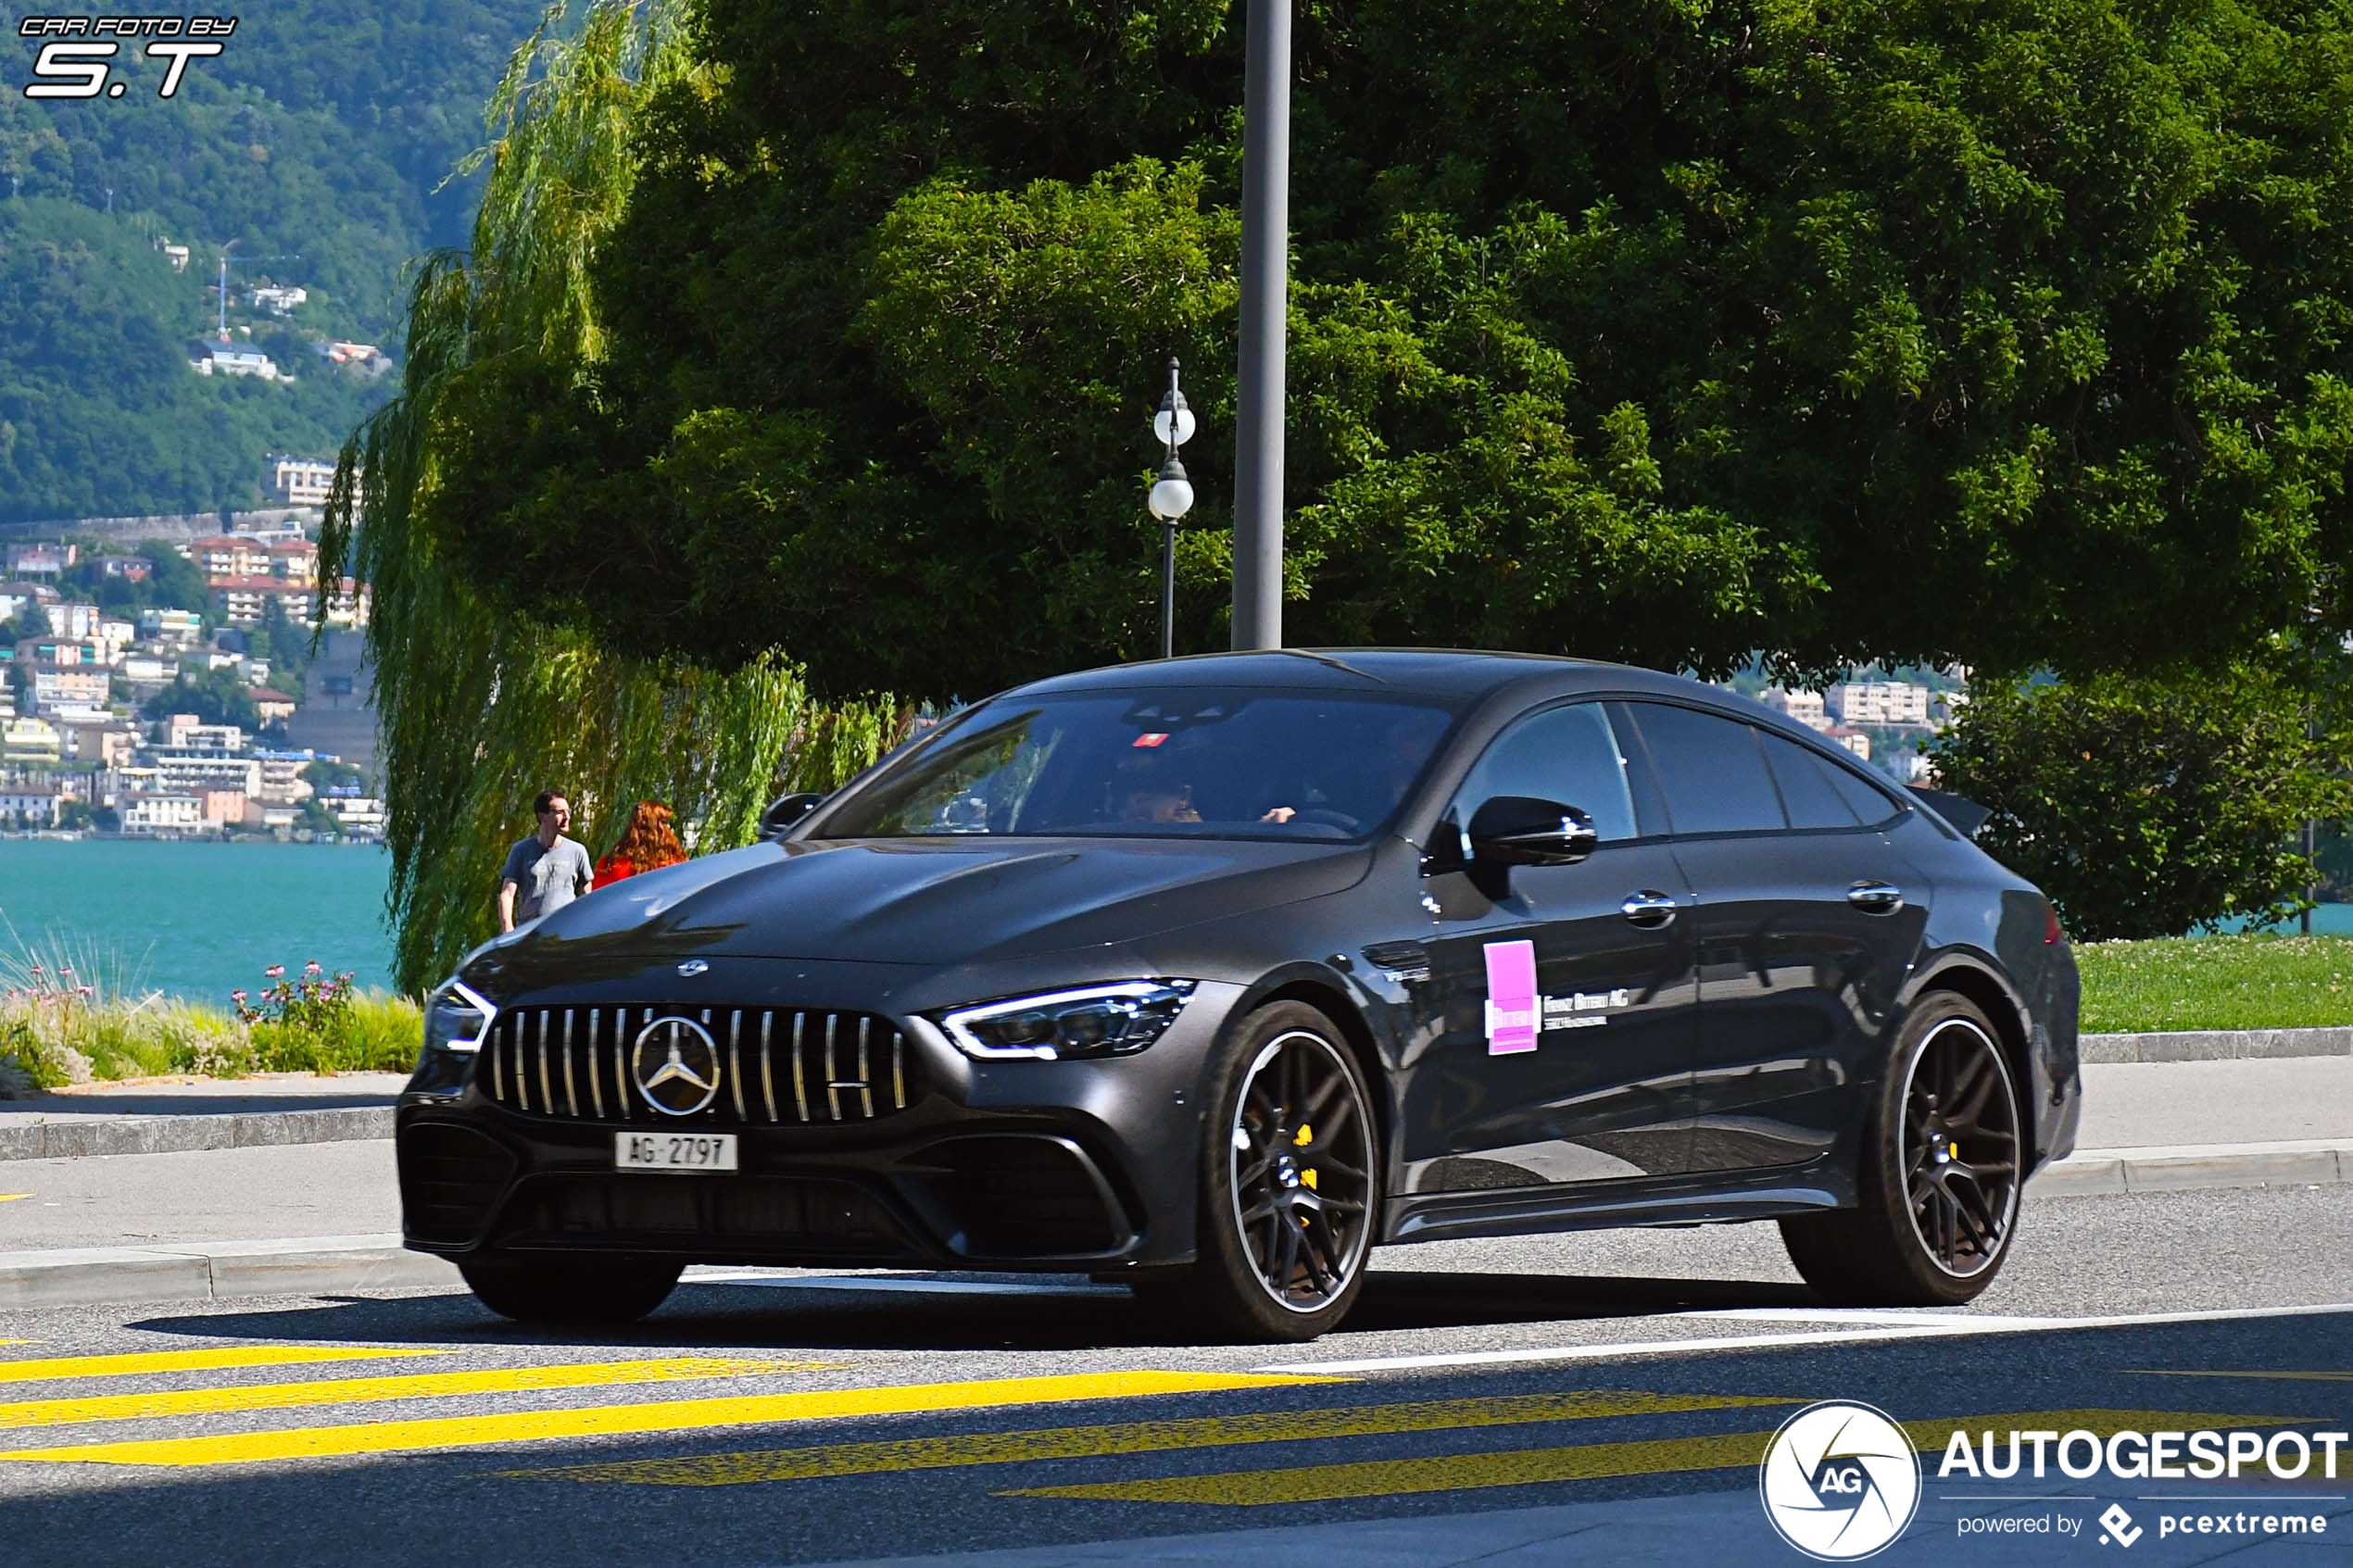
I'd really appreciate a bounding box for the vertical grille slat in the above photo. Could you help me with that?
[560,1010,579,1117]
[759,1011,778,1123]
[585,1007,605,1120]
[729,1010,748,1121]
[855,1017,875,1119]
[823,1013,842,1123]
[789,1013,810,1123]
[479,1002,916,1126]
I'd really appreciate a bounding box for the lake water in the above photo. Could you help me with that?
[0,840,396,1004]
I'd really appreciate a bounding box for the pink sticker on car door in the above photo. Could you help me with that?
[1483,938,1540,1054]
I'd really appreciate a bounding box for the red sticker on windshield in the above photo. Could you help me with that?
[1133,733,1169,747]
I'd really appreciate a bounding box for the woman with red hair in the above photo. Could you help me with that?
[594,800,688,888]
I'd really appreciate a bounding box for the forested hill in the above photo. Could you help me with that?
[0,0,551,523]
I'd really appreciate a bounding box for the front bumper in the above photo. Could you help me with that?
[396,978,1243,1272]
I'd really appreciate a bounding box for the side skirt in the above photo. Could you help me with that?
[1378,1160,1852,1248]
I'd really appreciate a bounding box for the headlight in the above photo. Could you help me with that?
[939,980,1196,1061]
[422,980,497,1055]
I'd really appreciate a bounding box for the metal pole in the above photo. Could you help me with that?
[1230,0,1290,651]
[1161,523,1176,659]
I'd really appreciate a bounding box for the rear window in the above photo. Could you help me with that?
[1623,702,1784,836]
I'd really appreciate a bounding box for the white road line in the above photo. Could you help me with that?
[1679,1309,2078,1328]
[1256,1300,2353,1376]
[685,1271,1125,1298]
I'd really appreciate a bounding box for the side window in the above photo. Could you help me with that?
[1624,703,1785,835]
[1454,703,1638,842]
[1757,731,1862,831]
[1822,753,1904,826]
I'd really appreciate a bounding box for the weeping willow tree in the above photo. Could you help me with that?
[321,0,900,994]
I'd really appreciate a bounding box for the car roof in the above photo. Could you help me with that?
[1007,648,1712,705]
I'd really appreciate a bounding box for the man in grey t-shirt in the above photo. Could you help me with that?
[498,789,595,931]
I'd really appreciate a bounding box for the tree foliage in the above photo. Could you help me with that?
[371,0,2353,702]
[1933,659,2353,939]
[321,0,902,992]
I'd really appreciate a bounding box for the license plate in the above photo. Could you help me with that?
[614,1131,738,1172]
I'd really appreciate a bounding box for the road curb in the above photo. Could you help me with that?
[2035,1139,2349,1198]
[0,1234,454,1311]
[2080,1025,2353,1063]
[0,1105,393,1162]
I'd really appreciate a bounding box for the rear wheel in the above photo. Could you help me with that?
[458,1252,684,1324]
[1139,1002,1380,1342]
[1781,994,2025,1306]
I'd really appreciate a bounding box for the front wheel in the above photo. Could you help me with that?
[458,1252,685,1324]
[1781,994,2026,1306]
[1139,1002,1381,1342]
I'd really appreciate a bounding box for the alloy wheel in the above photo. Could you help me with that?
[1900,1018,2020,1277]
[1226,1030,1375,1313]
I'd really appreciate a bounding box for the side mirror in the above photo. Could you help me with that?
[758,792,825,840]
[1466,796,1599,867]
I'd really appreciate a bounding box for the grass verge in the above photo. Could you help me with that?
[2076,934,2353,1034]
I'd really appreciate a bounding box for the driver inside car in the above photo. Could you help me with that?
[1260,709,1449,828]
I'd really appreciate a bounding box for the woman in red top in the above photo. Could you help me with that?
[594,800,687,888]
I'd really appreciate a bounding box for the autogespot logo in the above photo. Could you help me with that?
[1759,1400,1923,1561]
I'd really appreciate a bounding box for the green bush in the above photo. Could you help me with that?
[1934,661,2353,940]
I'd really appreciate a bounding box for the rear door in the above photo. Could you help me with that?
[1403,700,1700,1194]
[1617,702,1927,1173]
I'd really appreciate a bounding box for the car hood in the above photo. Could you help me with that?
[482,834,1373,975]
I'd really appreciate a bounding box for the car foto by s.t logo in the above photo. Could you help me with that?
[1759,1401,1923,1561]
[20,15,233,99]
[1480,938,1629,1054]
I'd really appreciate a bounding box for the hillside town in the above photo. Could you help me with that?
[0,483,381,839]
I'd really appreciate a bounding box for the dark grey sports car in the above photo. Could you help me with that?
[397,650,2080,1340]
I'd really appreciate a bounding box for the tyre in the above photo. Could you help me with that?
[1138,1001,1381,1342]
[1781,993,2026,1306]
[458,1251,685,1324]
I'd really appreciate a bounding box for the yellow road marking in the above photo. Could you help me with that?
[0,1357,837,1430]
[0,1347,448,1385]
[0,1370,1340,1468]
[2131,1370,2353,1385]
[1005,1410,2296,1506]
[0,1195,28,1204]
[515,1388,1798,1487]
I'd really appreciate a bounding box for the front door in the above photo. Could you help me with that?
[1401,701,1699,1194]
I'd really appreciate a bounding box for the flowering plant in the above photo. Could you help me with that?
[233,960,355,1035]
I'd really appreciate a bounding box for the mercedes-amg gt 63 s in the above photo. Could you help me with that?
[397,650,2081,1341]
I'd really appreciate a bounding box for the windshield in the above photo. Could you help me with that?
[815,688,1460,842]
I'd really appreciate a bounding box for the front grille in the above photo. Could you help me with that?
[479,1005,920,1126]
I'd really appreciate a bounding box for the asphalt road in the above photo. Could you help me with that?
[1,1184,2349,1567]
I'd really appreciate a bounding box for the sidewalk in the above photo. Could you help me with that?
[0,1071,407,1160]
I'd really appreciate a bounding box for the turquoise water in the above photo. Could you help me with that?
[0,840,396,1004]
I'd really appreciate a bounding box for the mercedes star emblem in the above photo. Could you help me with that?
[631,1017,722,1116]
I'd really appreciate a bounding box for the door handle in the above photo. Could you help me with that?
[1621,890,1678,928]
[1847,880,1905,913]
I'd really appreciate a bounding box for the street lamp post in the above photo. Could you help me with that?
[1148,358,1197,659]
[1230,0,1290,651]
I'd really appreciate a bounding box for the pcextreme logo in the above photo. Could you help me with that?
[1758,1401,1924,1561]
